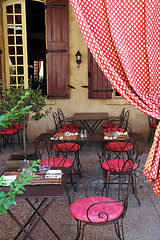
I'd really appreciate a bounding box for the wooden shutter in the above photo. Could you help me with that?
[88,51,113,99]
[46,0,69,99]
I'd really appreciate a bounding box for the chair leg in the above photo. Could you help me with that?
[76,220,81,240]
[114,219,124,240]
[65,185,71,204]
[2,134,16,152]
[68,168,77,191]
[76,220,86,240]
[130,173,140,206]
[17,132,23,149]
[73,152,82,178]
[103,171,110,197]
[148,129,152,143]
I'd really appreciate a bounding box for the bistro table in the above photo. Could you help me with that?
[49,131,129,151]
[73,112,109,133]
[35,132,129,146]
[1,167,67,240]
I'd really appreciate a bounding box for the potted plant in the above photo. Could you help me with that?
[0,92,40,215]
[0,84,52,159]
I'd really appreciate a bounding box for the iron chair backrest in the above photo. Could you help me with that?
[52,111,63,132]
[119,107,126,123]
[109,107,125,122]
[57,108,73,125]
[34,139,52,160]
[120,110,130,132]
[103,139,140,162]
[57,108,65,124]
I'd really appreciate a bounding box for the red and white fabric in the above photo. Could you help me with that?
[70,0,160,195]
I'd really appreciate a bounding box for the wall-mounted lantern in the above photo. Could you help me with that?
[75,50,82,67]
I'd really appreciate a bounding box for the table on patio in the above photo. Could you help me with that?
[1,167,67,240]
[49,131,129,153]
[34,132,129,147]
[73,112,109,133]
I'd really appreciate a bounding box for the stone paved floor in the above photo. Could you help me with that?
[0,136,160,240]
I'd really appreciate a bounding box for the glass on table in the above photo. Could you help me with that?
[39,165,51,172]
[83,130,87,138]
[80,130,84,138]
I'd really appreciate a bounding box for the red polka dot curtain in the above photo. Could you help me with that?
[70,0,160,195]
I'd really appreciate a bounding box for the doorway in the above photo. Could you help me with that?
[26,0,46,95]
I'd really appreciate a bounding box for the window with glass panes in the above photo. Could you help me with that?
[3,0,28,89]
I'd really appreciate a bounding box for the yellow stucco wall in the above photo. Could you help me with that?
[0,1,149,141]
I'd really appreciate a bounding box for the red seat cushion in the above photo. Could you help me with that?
[58,128,79,133]
[102,159,138,172]
[70,196,123,223]
[40,157,73,168]
[9,124,23,130]
[105,142,133,152]
[102,123,120,128]
[103,127,124,133]
[53,143,81,152]
[62,123,81,129]
[0,128,18,134]
[151,123,157,128]
[14,124,23,130]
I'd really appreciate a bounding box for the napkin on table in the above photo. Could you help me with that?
[1,175,17,185]
[45,170,63,179]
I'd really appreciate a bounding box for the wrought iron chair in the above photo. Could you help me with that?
[100,139,141,205]
[103,109,131,133]
[102,107,126,129]
[51,137,82,178]
[0,123,23,151]
[57,108,81,130]
[148,116,159,142]
[35,139,76,203]
[70,162,134,240]
[53,111,80,133]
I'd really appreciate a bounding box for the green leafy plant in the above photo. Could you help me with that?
[0,91,40,215]
[0,92,32,128]
[0,160,40,215]
[0,84,52,122]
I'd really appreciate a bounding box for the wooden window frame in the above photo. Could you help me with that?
[3,0,28,89]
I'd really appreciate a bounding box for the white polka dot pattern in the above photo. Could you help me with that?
[70,0,160,195]
[70,0,160,118]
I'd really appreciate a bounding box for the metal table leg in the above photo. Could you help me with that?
[8,198,62,240]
